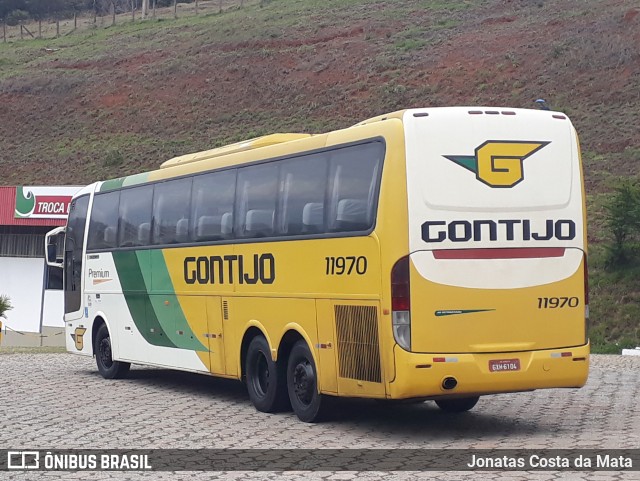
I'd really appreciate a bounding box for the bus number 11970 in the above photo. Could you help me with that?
[325,256,367,275]
[537,297,579,309]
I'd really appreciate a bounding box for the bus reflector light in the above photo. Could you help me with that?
[551,352,572,358]
[433,357,458,363]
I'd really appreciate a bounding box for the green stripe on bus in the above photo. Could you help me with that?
[146,250,207,352]
[122,172,150,188]
[100,178,126,192]
[112,250,176,348]
[100,172,150,192]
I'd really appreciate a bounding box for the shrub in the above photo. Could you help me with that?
[0,295,12,319]
[6,9,29,26]
[604,179,640,268]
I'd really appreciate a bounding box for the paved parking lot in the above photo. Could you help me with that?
[0,352,638,480]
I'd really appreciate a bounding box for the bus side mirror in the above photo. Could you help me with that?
[45,226,65,268]
[47,244,58,264]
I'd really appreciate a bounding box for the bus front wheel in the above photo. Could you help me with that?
[95,324,130,379]
[435,396,479,413]
[245,336,289,413]
[287,340,327,423]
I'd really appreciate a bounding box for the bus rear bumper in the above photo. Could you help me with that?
[388,343,590,400]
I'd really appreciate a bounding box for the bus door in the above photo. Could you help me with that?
[64,195,90,321]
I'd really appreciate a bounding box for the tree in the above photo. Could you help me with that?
[0,0,86,20]
[605,179,640,268]
[0,0,26,19]
[0,295,12,319]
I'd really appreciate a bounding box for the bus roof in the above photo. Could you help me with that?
[160,133,313,169]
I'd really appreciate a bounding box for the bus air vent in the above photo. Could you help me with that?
[335,305,382,383]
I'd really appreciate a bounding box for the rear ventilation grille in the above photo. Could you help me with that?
[335,305,382,383]
[222,300,229,320]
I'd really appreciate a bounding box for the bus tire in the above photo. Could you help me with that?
[287,340,327,423]
[245,336,289,413]
[435,396,479,413]
[95,324,130,379]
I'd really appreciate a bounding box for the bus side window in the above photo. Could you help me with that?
[221,213,234,236]
[235,163,278,239]
[327,142,384,233]
[176,218,189,243]
[190,170,236,242]
[302,203,324,234]
[152,178,192,246]
[87,191,120,250]
[245,209,274,237]
[276,152,327,236]
[335,199,368,231]
[195,215,222,241]
[118,185,153,248]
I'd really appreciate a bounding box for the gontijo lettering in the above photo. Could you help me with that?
[422,218,576,243]
[184,253,275,285]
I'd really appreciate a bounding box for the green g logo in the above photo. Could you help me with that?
[444,141,550,188]
[14,186,36,217]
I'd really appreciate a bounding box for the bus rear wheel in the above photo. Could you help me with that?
[95,324,130,379]
[245,336,289,413]
[287,340,327,423]
[435,396,479,413]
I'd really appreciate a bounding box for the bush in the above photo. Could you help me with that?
[103,149,124,167]
[604,179,640,268]
[0,295,12,319]
[5,9,29,26]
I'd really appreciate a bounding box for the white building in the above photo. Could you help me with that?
[0,186,81,346]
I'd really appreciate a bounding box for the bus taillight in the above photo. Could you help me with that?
[391,256,411,351]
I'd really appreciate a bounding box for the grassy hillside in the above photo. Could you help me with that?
[1,0,639,351]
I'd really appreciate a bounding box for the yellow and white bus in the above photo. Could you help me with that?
[46,107,589,422]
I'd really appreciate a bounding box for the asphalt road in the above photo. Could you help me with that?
[1,352,638,480]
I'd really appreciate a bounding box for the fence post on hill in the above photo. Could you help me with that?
[112,2,116,26]
[195,0,199,15]
[38,20,42,38]
[174,0,177,19]
[152,0,156,19]
[2,22,5,43]
[56,20,60,37]
[22,24,34,38]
